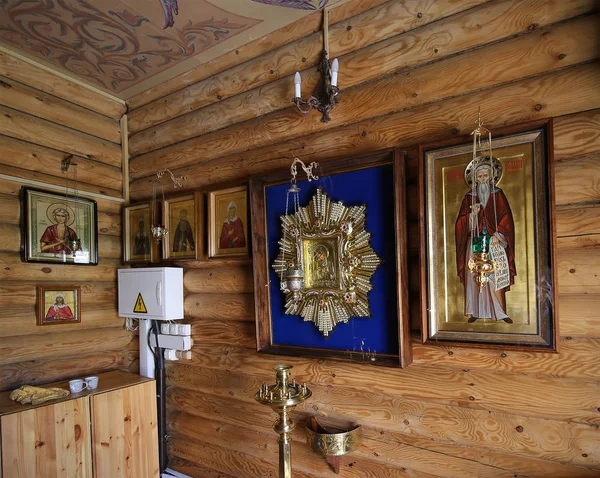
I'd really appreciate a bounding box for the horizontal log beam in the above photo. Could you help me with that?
[410,336,600,379]
[129,5,598,160]
[0,222,121,258]
[130,63,600,200]
[168,456,236,478]
[0,135,123,192]
[184,319,255,348]
[555,155,600,204]
[184,293,254,321]
[559,295,600,336]
[557,234,600,250]
[0,178,123,215]
[0,162,122,199]
[170,419,445,478]
[0,253,121,282]
[167,372,600,477]
[556,205,600,237]
[0,76,121,144]
[0,349,137,392]
[0,105,122,167]
[0,280,116,309]
[171,343,600,425]
[554,109,600,160]
[166,380,600,472]
[0,195,121,236]
[184,265,254,294]
[126,0,392,111]
[168,404,600,476]
[128,0,486,133]
[0,326,133,365]
[168,435,317,478]
[0,50,126,119]
[556,248,600,294]
[0,308,123,338]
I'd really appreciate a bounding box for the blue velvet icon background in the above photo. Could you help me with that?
[265,164,399,355]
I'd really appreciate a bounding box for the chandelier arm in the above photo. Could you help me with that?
[293,97,313,115]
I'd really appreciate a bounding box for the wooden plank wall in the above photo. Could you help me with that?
[126,0,600,476]
[0,51,137,391]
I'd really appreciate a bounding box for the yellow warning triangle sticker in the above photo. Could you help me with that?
[133,293,148,314]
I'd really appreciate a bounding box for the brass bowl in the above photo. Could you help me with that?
[305,420,361,457]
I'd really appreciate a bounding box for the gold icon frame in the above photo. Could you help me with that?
[272,187,382,337]
[251,149,412,368]
[419,119,558,351]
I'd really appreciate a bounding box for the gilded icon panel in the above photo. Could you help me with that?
[208,186,249,258]
[420,121,557,351]
[163,193,203,261]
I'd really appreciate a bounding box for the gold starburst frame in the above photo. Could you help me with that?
[273,188,382,336]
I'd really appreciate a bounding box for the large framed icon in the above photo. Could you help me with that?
[419,119,558,351]
[21,187,98,265]
[251,149,412,367]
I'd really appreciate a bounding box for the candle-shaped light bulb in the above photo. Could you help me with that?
[331,58,339,87]
[294,72,301,98]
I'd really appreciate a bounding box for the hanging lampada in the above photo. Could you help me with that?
[467,108,504,292]
[60,156,81,256]
[277,158,319,302]
[151,169,187,243]
[293,8,339,123]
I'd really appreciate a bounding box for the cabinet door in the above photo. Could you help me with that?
[90,381,159,478]
[1,397,92,478]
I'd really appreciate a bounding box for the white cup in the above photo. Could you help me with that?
[69,379,88,394]
[85,376,99,390]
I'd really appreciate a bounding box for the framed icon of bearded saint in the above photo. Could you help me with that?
[419,119,557,351]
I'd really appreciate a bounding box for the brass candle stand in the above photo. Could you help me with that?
[255,365,312,478]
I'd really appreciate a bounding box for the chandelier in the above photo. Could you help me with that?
[292,9,339,123]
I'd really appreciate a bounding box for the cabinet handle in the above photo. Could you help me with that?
[156,281,162,306]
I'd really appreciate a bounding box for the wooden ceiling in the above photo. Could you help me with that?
[0,0,340,98]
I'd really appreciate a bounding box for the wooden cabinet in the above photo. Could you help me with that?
[1,397,92,477]
[0,371,159,478]
[90,381,159,478]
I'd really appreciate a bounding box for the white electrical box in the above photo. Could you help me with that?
[118,267,184,321]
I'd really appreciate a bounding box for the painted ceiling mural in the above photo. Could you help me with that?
[0,0,261,93]
[251,0,328,9]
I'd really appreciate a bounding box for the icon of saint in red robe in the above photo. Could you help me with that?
[40,207,79,254]
[219,201,246,249]
[45,294,74,321]
[455,162,516,323]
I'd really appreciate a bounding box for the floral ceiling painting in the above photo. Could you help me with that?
[251,0,328,9]
[0,0,340,96]
[0,0,261,93]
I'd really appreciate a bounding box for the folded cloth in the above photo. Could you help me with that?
[9,385,70,405]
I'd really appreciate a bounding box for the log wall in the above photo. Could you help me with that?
[127,0,600,476]
[0,52,136,391]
